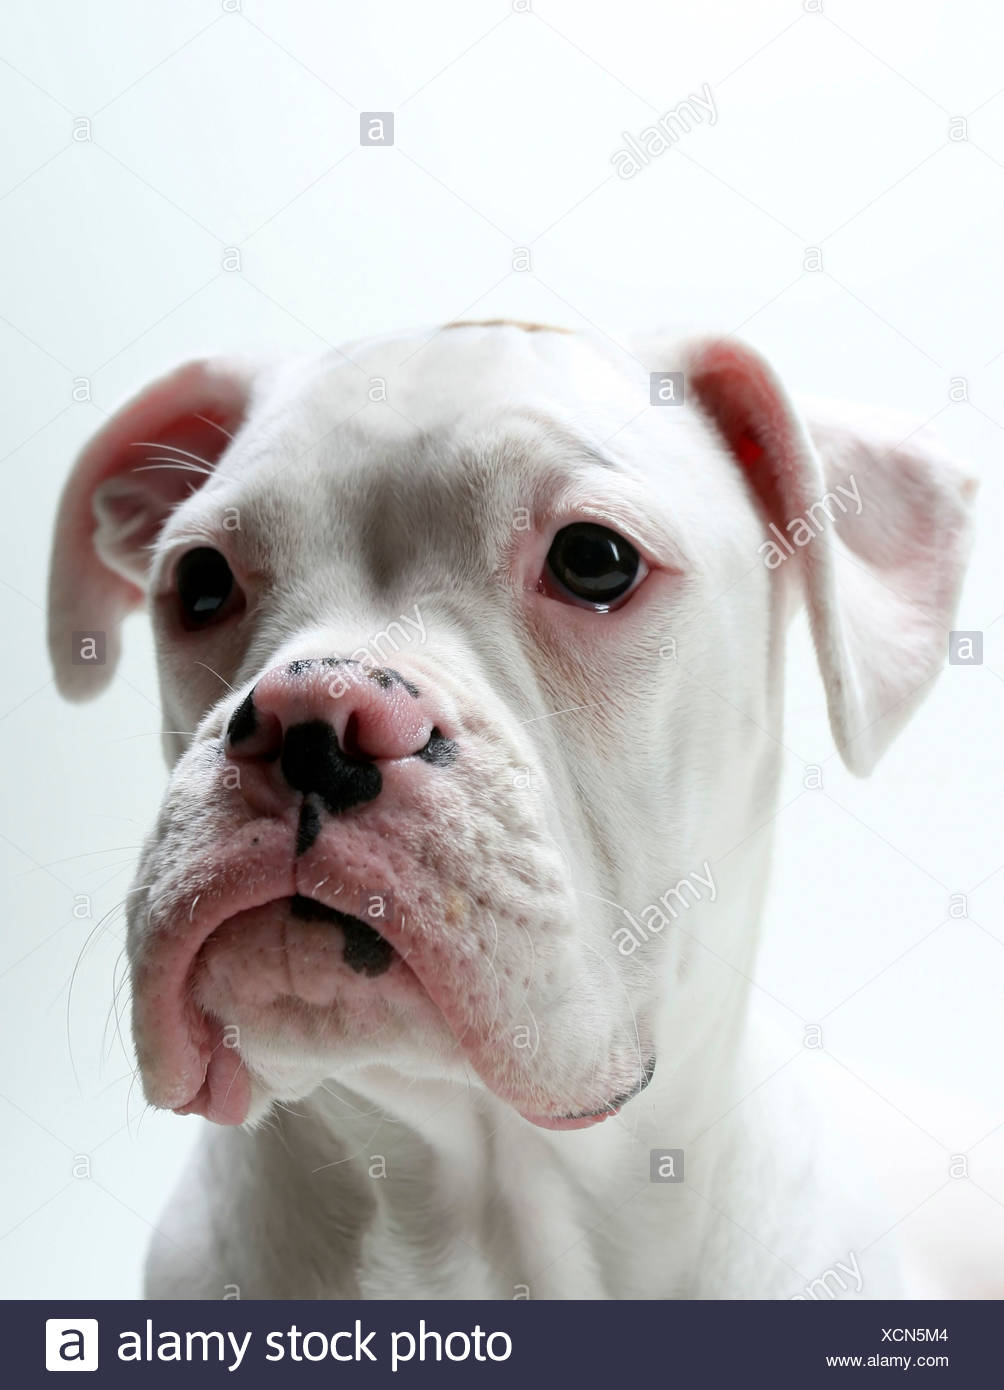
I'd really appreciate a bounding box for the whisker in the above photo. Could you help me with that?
[11,844,142,877]
[194,661,237,693]
[127,1074,152,1138]
[65,894,131,1091]
[130,440,218,471]
[311,1118,391,1172]
[272,1098,310,1120]
[103,947,131,1064]
[79,856,142,883]
[518,702,595,726]
[132,458,214,478]
[316,1082,395,1121]
[194,413,235,442]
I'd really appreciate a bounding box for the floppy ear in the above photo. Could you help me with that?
[48,358,256,700]
[681,337,976,775]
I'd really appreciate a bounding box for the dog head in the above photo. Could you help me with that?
[47,323,974,1128]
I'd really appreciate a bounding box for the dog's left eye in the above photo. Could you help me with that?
[175,547,239,629]
[544,523,642,607]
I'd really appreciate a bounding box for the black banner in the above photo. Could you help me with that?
[15,1298,993,1387]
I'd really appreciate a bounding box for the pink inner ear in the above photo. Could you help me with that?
[691,354,796,540]
[49,358,253,699]
[127,409,239,506]
[691,343,828,552]
[94,408,245,588]
[732,429,791,536]
[735,433,763,467]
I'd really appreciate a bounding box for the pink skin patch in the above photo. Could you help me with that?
[172,1015,250,1126]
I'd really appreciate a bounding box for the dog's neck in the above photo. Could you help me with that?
[249,942,762,1298]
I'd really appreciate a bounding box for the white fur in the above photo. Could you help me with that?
[47,323,974,1299]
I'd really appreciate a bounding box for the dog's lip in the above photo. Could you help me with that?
[187,885,421,1012]
[160,886,420,1126]
[522,1056,657,1131]
[526,1112,616,1132]
[287,891,400,974]
[216,891,405,977]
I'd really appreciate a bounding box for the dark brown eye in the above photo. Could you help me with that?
[545,523,640,605]
[176,548,237,629]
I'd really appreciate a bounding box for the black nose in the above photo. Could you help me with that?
[280,720,382,815]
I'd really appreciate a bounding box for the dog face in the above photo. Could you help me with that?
[47,324,974,1129]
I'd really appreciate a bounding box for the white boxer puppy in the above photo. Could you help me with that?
[47,322,973,1299]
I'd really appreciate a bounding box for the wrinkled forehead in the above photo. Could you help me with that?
[158,328,731,582]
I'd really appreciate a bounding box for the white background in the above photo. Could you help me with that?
[1,0,1002,1298]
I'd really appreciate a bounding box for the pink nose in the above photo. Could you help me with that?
[223,660,455,828]
[226,659,435,764]
[223,659,460,827]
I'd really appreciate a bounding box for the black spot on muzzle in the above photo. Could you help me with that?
[289,893,394,977]
[416,727,458,766]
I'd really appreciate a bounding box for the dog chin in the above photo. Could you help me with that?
[215,1048,656,1136]
[232,1041,475,1130]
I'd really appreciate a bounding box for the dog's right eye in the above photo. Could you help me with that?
[175,547,239,630]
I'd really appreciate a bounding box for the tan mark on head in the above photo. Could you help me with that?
[444,318,571,334]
